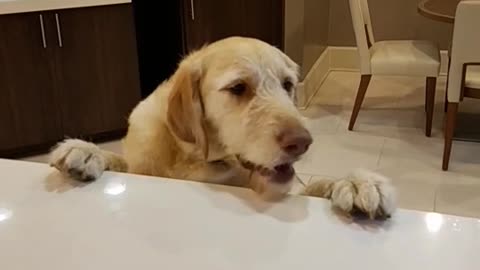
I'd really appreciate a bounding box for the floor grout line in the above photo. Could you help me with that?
[376,138,387,168]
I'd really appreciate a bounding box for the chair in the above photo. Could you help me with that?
[442,1,480,171]
[348,0,441,136]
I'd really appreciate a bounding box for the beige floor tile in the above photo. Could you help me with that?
[309,71,356,107]
[379,139,441,212]
[336,76,447,139]
[347,75,420,109]
[376,165,442,212]
[436,174,480,218]
[376,133,446,212]
[302,105,343,135]
[311,72,408,109]
[378,133,444,170]
[394,76,446,108]
[446,140,480,177]
[294,132,384,177]
[392,177,437,212]
[337,107,428,139]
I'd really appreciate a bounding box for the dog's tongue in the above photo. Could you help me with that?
[270,164,295,184]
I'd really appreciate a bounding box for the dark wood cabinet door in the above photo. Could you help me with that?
[0,12,62,152]
[53,4,141,138]
[182,0,284,51]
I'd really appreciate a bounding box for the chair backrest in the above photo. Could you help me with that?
[448,0,480,102]
[349,0,375,74]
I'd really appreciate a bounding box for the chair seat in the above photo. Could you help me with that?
[465,66,480,89]
[370,40,440,77]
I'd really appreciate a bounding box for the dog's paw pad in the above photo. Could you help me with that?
[49,139,106,182]
[330,169,396,220]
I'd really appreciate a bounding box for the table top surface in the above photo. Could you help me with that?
[418,0,462,23]
[1,159,480,270]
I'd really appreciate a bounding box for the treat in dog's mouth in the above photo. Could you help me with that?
[236,155,295,184]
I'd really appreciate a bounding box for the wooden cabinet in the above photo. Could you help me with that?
[0,4,140,156]
[0,1,284,156]
[0,13,62,151]
[52,5,140,137]
[182,0,284,51]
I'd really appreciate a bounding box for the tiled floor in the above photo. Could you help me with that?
[297,71,480,217]
[20,71,480,218]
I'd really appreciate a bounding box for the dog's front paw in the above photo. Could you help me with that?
[49,139,106,182]
[330,169,396,219]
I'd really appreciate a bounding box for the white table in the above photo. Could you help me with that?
[1,159,480,270]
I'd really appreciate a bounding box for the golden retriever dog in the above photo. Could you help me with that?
[49,37,395,219]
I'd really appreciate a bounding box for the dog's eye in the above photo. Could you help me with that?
[283,80,293,93]
[229,83,247,96]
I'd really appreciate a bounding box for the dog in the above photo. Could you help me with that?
[49,37,395,219]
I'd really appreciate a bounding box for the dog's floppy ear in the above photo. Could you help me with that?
[167,62,208,159]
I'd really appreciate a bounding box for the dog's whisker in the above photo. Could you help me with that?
[295,174,307,187]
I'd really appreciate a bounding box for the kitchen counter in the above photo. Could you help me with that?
[1,159,480,269]
[0,0,130,15]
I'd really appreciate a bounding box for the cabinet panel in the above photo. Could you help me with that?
[243,0,283,48]
[183,0,284,51]
[53,4,141,137]
[0,13,62,151]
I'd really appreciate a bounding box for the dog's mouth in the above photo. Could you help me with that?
[236,155,295,184]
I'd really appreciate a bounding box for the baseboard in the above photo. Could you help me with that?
[297,48,330,109]
[328,46,361,71]
[296,46,448,109]
[327,46,449,76]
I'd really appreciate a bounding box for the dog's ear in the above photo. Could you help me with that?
[167,62,209,159]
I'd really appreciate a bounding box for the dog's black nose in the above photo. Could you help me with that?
[278,128,313,157]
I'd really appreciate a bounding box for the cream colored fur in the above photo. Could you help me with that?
[49,37,395,218]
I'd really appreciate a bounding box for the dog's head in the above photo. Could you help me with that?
[167,37,312,192]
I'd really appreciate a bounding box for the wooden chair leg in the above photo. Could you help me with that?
[444,89,448,112]
[442,102,459,171]
[425,91,427,112]
[425,77,436,137]
[348,75,371,131]
[444,54,451,113]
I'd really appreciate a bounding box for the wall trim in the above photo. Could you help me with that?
[296,48,330,109]
[298,46,449,109]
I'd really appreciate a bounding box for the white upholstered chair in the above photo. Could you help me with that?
[442,0,480,170]
[348,0,441,136]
